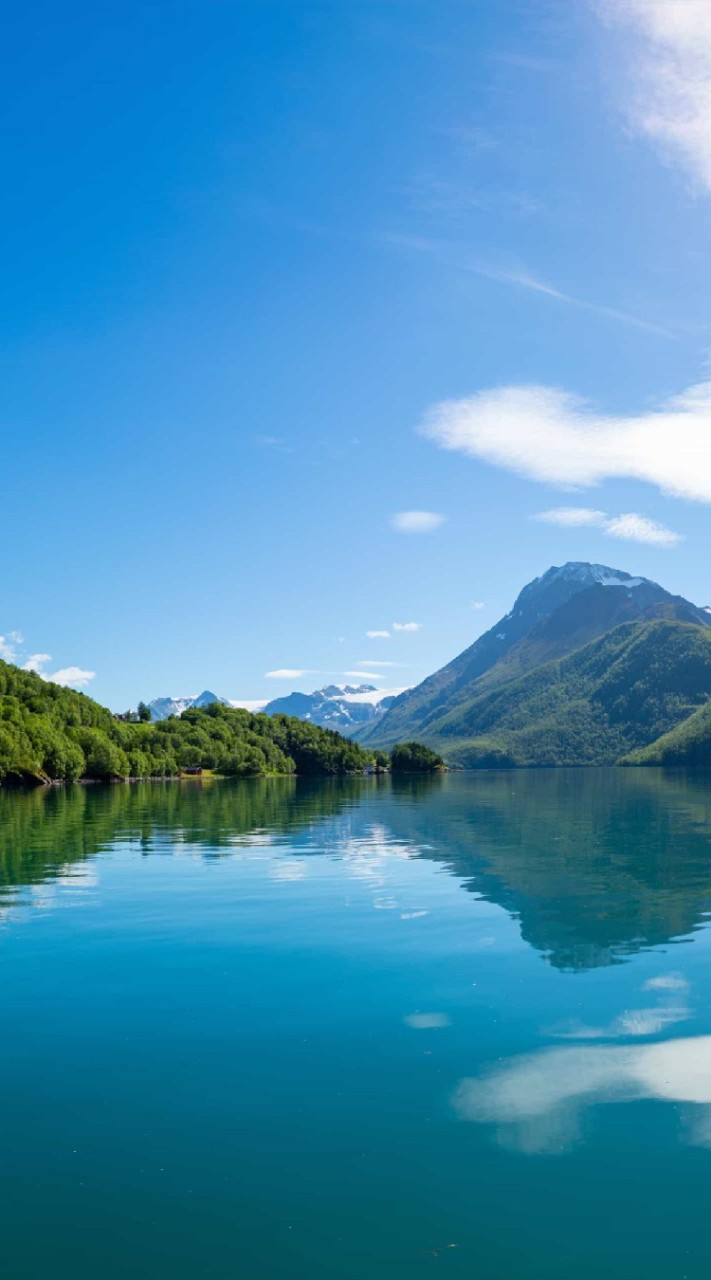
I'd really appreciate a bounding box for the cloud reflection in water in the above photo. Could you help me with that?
[453,975,711,1154]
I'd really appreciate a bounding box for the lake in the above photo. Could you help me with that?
[2,770,711,1278]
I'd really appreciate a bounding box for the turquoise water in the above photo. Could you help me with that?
[2,771,711,1277]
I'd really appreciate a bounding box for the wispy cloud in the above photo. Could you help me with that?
[421,379,711,504]
[354,660,408,668]
[471,601,486,611]
[536,506,681,546]
[393,621,423,632]
[380,233,674,338]
[536,507,607,528]
[469,261,674,338]
[342,670,385,681]
[596,0,711,194]
[366,629,391,639]
[605,512,681,546]
[265,668,313,679]
[390,510,445,534]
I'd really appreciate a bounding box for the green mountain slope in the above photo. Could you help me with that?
[422,620,711,768]
[622,698,711,766]
[0,660,376,783]
[361,562,711,749]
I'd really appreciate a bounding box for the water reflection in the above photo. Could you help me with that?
[2,770,711,971]
[387,769,711,970]
[454,1014,711,1155]
[550,973,689,1040]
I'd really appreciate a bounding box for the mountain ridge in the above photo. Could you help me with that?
[359,562,711,765]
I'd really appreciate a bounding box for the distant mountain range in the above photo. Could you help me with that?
[146,683,404,735]
[358,561,711,767]
[262,683,404,735]
[147,690,228,721]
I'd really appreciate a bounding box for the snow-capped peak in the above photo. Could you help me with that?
[534,562,653,592]
[555,562,643,587]
[146,690,228,721]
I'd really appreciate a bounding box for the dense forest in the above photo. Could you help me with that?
[622,699,711,767]
[425,620,711,768]
[390,742,445,772]
[0,659,438,784]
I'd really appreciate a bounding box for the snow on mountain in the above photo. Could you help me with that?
[336,686,406,707]
[362,561,711,747]
[190,690,228,710]
[263,683,408,735]
[147,690,228,721]
[145,684,404,731]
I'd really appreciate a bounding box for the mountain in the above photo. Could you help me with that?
[360,562,711,766]
[263,683,405,736]
[147,690,227,722]
[438,619,711,767]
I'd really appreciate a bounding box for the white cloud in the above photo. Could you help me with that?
[421,380,711,504]
[50,666,96,689]
[343,670,385,681]
[605,512,681,545]
[597,0,711,193]
[229,699,267,712]
[0,635,20,662]
[390,510,445,533]
[393,621,423,632]
[471,601,486,610]
[2,638,96,688]
[354,660,407,668]
[22,653,52,673]
[536,506,681,545]
[265,668,313,679]
[537,507,607,528]
[366,629,391,639]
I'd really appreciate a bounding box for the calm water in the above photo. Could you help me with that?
[2,771,711,1277]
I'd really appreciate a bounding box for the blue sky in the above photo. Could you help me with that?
[5,0,711,708]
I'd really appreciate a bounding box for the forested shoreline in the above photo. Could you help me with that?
[0,659,444,785]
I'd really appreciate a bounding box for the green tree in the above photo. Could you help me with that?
[390,742,444,773]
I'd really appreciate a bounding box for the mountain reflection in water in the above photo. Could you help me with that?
[2,769,711,971]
